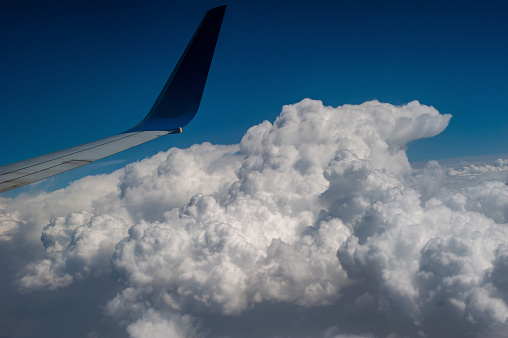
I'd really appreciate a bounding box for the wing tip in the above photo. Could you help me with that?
[208,5,227,14]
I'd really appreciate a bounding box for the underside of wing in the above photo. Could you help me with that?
[0,131,177,193]
[0,6,226,194]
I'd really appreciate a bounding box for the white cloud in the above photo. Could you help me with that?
[1,99,507,337]
[16,211,129,292]
[126,309,201,338]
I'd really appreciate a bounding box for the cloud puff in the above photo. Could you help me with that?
[3,142,241,294]
[16,211,129,292]
[1,99,507,337]
[126,309,201,338]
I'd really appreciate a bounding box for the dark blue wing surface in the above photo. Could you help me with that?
[128,5,226,132]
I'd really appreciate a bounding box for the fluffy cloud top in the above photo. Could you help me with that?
[1,99,507,337]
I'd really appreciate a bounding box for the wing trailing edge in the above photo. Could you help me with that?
[0,6,226,194]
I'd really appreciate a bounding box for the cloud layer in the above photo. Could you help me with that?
[1,99,507,337]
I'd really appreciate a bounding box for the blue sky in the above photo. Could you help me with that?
[2,2,508,336]
[1,0,507,193]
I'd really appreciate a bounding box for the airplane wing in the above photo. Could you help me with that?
[0,5,226,194]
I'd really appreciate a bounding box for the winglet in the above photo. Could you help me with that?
[127,5,227,133]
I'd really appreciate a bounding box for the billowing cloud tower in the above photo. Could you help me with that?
[1,99,507,337]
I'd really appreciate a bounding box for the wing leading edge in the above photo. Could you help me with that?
[0,5,226,194]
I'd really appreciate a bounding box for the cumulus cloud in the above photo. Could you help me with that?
[1,99,507,337]
[126,309,201,338]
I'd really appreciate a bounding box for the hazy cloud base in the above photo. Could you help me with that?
[1,99,507,337]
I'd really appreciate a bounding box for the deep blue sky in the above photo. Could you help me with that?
[1,0,507,193]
